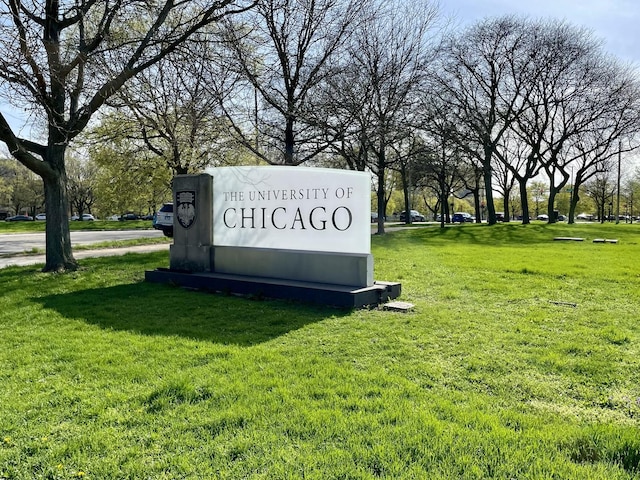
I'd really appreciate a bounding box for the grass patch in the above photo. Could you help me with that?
[1,222,639,478]
[72,236,171,251]
[0,237,170,259]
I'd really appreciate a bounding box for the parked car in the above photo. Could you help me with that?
[35,213,46,221]
[495,212,505,222]
[576,213,595,221]
[371,211,378,223]
[71,213,95,221]
[537,214,549,221]
[5,214,33,221]
[119,212,139,221]
[452,212,473,223]
[153,203,174,237]
[399,210,426,222]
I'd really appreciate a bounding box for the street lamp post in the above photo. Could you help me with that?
[608,202,613,222]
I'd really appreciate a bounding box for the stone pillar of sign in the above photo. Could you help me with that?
[170,174,214,272]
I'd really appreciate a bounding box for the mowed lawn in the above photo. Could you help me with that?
[1,222,639,479]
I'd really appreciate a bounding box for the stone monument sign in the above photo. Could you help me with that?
[146,166,400,307]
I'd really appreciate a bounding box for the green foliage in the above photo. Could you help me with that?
[0,159,44,215]
[1,223,639,478]
[87,128,172,218]
[66,156,98,218]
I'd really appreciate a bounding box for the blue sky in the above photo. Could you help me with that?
[442,0,640,64]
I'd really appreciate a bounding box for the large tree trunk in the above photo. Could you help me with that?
[518,178,531,224]
[43,145,77,272]
[285,117,295,165]
[376,167,386,234]
[503,196,510,223]
[568,181,581,224]
[400,162,411,225]
[483,153,497,225]
[547,187,557,224]
[547,180,568,224]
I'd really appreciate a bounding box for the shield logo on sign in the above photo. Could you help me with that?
[176,190,196,229]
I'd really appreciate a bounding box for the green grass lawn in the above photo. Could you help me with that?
[1,223,639,479]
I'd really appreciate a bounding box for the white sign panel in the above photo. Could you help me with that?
[207,166,371,254]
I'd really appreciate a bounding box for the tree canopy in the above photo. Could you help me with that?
[0,0,255,271]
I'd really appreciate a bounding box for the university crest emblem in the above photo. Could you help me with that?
[176,190,196,229]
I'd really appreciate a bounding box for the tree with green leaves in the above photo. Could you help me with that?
[85,122,173,217]
[66,156,97,220]
[0,0,255,271]
[0,158,44,216]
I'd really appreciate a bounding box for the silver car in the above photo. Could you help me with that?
[153,203,174,237]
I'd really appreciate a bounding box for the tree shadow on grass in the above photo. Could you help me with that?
[37,281,349,346]
[0,265,46,295]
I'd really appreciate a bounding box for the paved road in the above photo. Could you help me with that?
[0,230,165,255]
[0,230,168,269]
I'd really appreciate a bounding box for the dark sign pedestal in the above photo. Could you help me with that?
[146,269,401,308]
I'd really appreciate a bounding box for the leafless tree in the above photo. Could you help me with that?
[320,60,374,173]
[496,127,544,224]
[389,134,432,225]
[324,0,441,233]
[221,0,366,165]
[102,34,240,176]
[459,157,485,223]
[0,0,255,271]
[417,95,467,227]
[434,16,536,225]
[438,17,640,226]
[491,148,517,221]
[583,171,617,222]
[513,21,635,223]
[563,64,640,223]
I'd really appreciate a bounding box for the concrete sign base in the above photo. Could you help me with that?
[146,269,401,308]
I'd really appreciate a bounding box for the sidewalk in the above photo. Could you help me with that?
[0,243,170,269]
